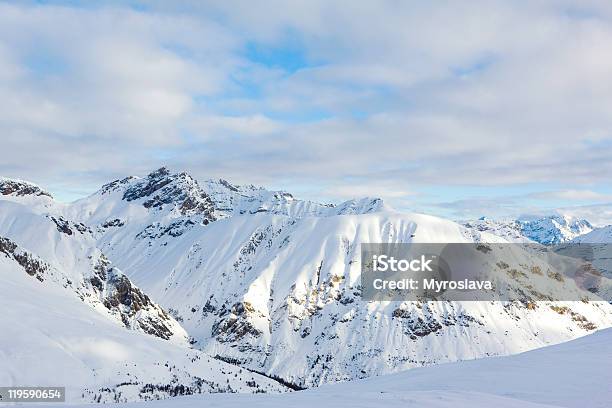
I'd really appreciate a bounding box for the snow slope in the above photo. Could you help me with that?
[345,325,612,408]
[569,225,612,298]
[0,199,187,343]
[0,197,288,403]
[572,225,612,244]
[65,327,612,408]
[0,252,287,403]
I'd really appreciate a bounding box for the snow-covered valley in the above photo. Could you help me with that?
[66,326,612,408]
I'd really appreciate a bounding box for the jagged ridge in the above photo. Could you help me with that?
[0,178,52,198]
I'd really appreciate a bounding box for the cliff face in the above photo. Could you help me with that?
[0,178,53,198]
[0,201,188,344]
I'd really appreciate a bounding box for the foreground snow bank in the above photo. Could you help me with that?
[63,327,611,407]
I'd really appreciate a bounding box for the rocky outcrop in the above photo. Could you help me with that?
[48,215,91,236]
[100,176,137,195]
[0,233,184,343]
[0,179,52,198]
[212,302,264,343]
[0,236,49,281]
[87,254,183,341]
[122,167,216,221]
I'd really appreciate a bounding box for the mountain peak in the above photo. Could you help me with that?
[88,167,389,226]
[121,168,216,221]
[0,178,52,199]
[519,214,593,245]
[151,166,171,177]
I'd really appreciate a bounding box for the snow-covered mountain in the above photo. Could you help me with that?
[0,177,52,198]
[2,168,611,396]
[0,247,287,403]
[200,177,387,218]
[66,167,387,224]
[0,199,187,343]
[519,215,594,244]
[462,217,531,243]
[464,217,611,300]
[15,168,608,387]
[0,189,288,403]
[570,225,612,293]
[463,215,594,245]
[572,225,612,243]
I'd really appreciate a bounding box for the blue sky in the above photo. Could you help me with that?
[2,1,612,224]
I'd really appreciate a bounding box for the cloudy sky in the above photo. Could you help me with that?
[2,1,612,224]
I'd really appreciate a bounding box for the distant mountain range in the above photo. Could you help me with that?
[463,214,596,245]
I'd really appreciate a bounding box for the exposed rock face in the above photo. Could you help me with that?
[101,218,125,228]
[99,261,176,340]
[136,219,196,240]
[212,302,264,343]
[79,252,185,341]
[48,215,91,236]
[0,179,52,198]
[124,167,173,202]
[0,218,186,344]
[100,176,137,195]
[122,167,216,220]
[0,236,49,280]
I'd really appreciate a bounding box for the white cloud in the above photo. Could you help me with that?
[0,3,237,137]
[0,1,612,215]
[557,204,612,227]
[530,190,612,202]
[188,115,284,138]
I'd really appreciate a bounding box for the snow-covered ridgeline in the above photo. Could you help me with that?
[1,168,611,397]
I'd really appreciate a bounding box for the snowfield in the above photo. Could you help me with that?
[62,327,612,407]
